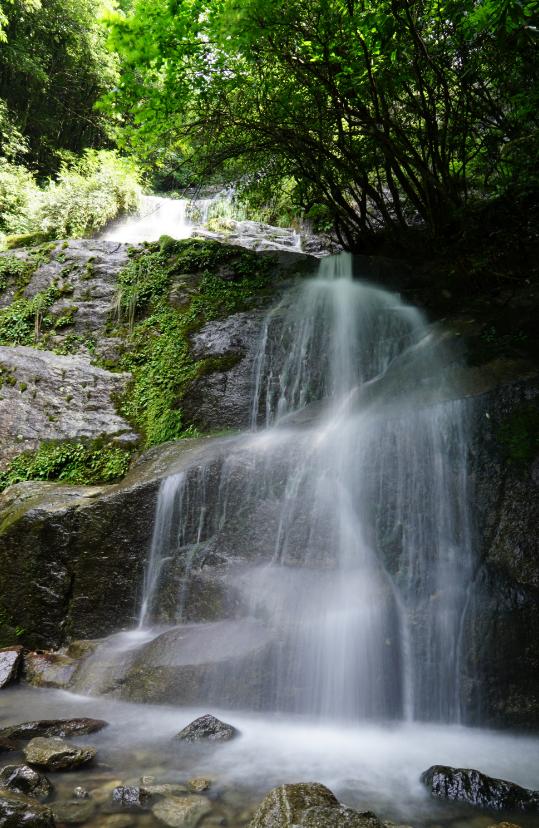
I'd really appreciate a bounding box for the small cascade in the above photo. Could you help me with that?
[128,252,475,724]
[101,195,192,244]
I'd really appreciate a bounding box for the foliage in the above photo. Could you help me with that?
[0,283,63,345]
[0,438,132,492]
[105,0,539,248]
[114,239,273,446]
[35,150,141,239]
[0,159,36,236]
[0,150,141,246]
[0,253,32,295]
[0,0,118,175]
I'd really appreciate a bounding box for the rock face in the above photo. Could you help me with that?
[248,783,383,828]
[176,714,239,743]
[0,790,55,828]
[0,718,107,741]
[421,765,539,811]
[0,647,22,688]
[23,737,96,771]
[0,765,52,801]
[0,345,136,469]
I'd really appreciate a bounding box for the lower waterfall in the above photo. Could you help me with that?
[135,253,475,724]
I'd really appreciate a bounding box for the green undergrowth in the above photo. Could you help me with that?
[497,402,539,467]
[0,438,132,493]
[113,237,275,446]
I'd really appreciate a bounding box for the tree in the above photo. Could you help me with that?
[0,0,118,175]
[106,0,539,248]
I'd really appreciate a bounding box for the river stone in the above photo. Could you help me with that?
[176,714,239,743]
[421,765,539,811]
[152,795,212,828]
[111,786,151,809]
[72,787,89,800]
[0,789,55,827]
[299,807,383,828]
[52,799,96,824]
[0,718,108,742]
[0,648,22,688]
[142,785,189,797]
[23,652,78,689]
[23,737,96,771]
[248,783,339,828]
[0,740,16,754]
[187,778,211,793]
[0,766,52,802]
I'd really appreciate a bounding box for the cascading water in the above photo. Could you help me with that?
[101,195,193,244]
[135,252,475,724]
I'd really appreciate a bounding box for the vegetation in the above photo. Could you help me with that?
[114,239,274,446]
[498,403,539,466]
[106,0,539,249]
[0,438,132,492]
[0,151,141,248]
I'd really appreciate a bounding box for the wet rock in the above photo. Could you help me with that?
[52,800,96,824]
[187,779,211,793]
[111,787,151,810]
[152,795,212,828]
[0,719,108,742]
[0,647,23,688]
[0,789,55,827]
[421,765,539,811]
[98,816,136,828]
[485,823,523,828]
[72,788,89,800]
[248,783,339,828]
[0,766,52,801]
[142,785,189,797]
[0,740,16,754]
[23,738,96,771]
[23,652,77,690]
[89,780,122,805]
[176,714,239,743]
[300,807,383,828]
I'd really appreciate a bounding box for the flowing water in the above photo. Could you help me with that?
[132,253,474,724]
[8,248,538,826]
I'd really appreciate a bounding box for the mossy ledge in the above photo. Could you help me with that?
[110,237,302,447]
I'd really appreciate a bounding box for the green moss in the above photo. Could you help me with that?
[0,438,133,493]
[497,402,539,465]
[113,238,275,447]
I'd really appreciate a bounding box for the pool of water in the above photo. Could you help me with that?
[1,687,538,827]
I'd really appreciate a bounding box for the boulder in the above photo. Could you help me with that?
[151,795,212,828]
[51,799,96,824]
[248,783,339,828]
[23,738,96,772]
[421,765,539,811]
[0,789,55,827]
[176,714,239,743]
[22,652,77,689]
[0,647,22,688]
[0,766,52,802]
[111,786,151,810]
[0,718,107,741]
[299,807,383,828]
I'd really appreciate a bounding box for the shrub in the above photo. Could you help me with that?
[34,150,141,238]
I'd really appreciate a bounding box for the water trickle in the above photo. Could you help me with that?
[133,252,475,724]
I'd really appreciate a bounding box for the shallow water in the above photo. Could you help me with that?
[1,687,538,827]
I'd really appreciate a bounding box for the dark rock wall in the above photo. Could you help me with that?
[462,377,539,727]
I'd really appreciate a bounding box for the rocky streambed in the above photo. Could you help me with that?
[1,686,538,828]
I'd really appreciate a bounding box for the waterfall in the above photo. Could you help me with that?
[133,253,475,723]
[101,195,193,244]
